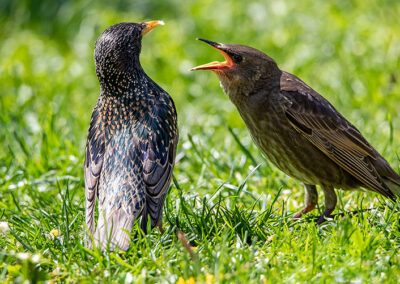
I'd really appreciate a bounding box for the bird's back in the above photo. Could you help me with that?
[85,81,178,250]
[277,71,400,197]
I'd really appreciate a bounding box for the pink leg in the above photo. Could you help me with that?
[293,203,316,219]
[293,184,318,219]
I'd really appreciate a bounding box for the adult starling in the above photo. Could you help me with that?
[85,21,178,250]
[191,39,400,224]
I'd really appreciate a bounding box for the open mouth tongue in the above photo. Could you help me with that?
[190,39,234,71]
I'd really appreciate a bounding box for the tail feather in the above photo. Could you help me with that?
[373,155,400,199]
[383,169,400,199]
[94,209,134,251]
[383,178,400,198]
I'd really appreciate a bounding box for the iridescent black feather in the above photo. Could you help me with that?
[84,22,178,251]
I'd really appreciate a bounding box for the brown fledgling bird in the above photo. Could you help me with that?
[85,21,178,251]
[191,38,400,224]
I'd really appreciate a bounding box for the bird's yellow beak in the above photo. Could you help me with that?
[141,20,164,36]
[190,38,235,71]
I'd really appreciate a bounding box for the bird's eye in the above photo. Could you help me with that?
[233,54,242,63]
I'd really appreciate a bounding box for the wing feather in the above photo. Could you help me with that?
[84,102,105,236]
[281,88,394,199]
[141,99,178,232]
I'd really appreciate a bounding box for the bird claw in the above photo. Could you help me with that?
[316,208,335,225]
[293,203,316,219]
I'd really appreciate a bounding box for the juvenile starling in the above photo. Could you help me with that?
[191,39,400,224]
[85,21,178,250]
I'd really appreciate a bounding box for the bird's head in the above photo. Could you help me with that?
[94,21,163,89]
[190,39,280,95]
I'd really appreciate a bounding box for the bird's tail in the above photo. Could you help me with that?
[94,209,134,251]
[384,177,400,198]
[374,156,400,200]
[381,167,400,200]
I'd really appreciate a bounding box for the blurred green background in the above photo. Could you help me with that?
[1,0,399,163]
[1,0,400,282]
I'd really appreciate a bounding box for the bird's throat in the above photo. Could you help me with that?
[216,72,252,106]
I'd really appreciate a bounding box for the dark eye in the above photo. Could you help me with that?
[233,54,242,63]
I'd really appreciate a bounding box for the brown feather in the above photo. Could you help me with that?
[280,76,395,199]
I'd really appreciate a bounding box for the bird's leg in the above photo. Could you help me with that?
[293,184,318,219]
[157,225,165,234]
[317,185,337,225]
[156,218,165,234]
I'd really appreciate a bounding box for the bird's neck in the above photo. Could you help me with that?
[97,74,157,141]
[218,71,282,106]
[98,65,153,97]
[219,77,248,106]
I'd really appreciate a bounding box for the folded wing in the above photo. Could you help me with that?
[280,82,394,199]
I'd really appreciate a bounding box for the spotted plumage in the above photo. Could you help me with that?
[191,39,400,224]
[85,21,178,250]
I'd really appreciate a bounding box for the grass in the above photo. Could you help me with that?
[1,0,400,282]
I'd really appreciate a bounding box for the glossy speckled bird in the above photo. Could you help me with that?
[191,39,400,224]
[85,21,178,250]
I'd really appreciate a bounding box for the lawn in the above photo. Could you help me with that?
[1,0,400,282]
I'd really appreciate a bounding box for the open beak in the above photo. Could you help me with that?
[141,20,164,36]
[190,38,235,71]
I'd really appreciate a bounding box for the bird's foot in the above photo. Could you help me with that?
[316,208,335,225]
[157,225,165,234]
[293,203,316,219]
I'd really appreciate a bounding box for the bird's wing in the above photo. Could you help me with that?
[84,101,105,236]
[281,89,393,198]
[141,99,178,232]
